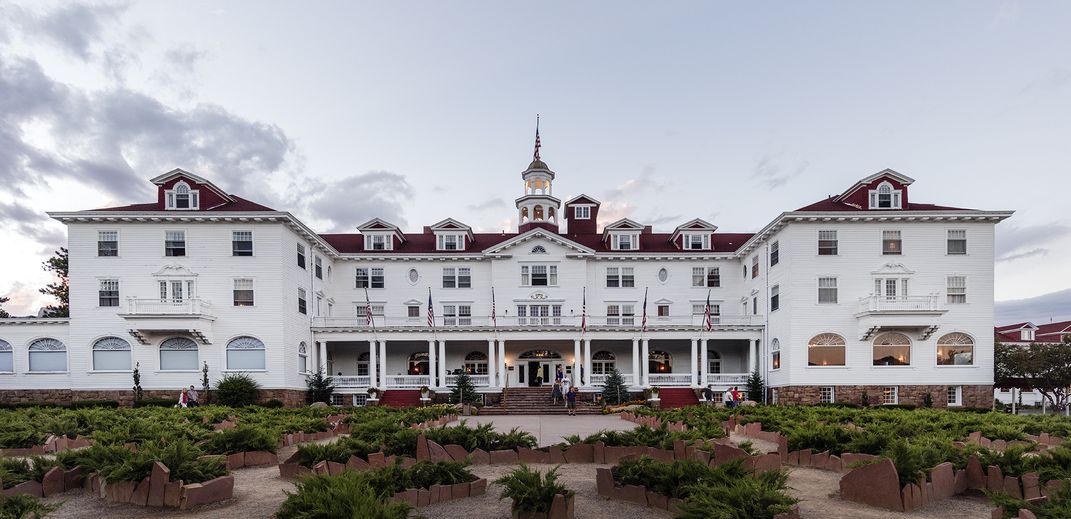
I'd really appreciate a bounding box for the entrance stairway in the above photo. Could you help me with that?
[479,387,603,415]
[379,390,421,408]
[657,387,700,409]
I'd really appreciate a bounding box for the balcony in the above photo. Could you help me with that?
[119,297,215,345]
[857,295,943,314]
[707,373,750,386]
[311,314,763,331]
[856,295,946,341]
[648,373,694,386]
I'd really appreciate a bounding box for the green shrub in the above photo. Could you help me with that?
[215,373,261,407]
[101,439,226,484]
[56,443,133,472]
[358,460,475,495]
[990,479,1071,519]
[675,470,797,519]
[295,436,380,467]
[0,456,58,489]
[276,470,412,519]
[262,399,285,408]
[305,370,335,405]
[69,400,120,409]
[0,493,58,518]
[203,426,278,455]
[0,422,44,449]
[133,397,178,408]
[495,464,572,514]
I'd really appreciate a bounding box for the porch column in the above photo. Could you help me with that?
[368,340,378,388]
[378,340,387,388]
[498,341,506,387]
[573,339,581,386]
[427,340,437,387]
[698,338,707,388]
[690,338,699,387]
[438,340,447,387]
[750,339,759,373]
[583,338,593,387]
[631,338,640,387]
[317,341,327,372]
[641,338,650,387]
[487,339,497,388]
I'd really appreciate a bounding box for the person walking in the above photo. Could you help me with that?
[731,386,741,407]
[702,386,714,404]
[561,375,571,402]
[566,386,578,416]
[722,388,735,409]
[555,365,564,383]
[552,380,563,405]
[187,385,200,407]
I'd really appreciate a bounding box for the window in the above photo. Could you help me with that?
[0,340,11,373]
[437,234,462,251]
[691,267,720,287]
[947,230,967,255]
[86,336,130,371]
[516,304,562,325]
[606,304,635,326]
[819,387,834,404]
[98,279,119,307]
[227,336,266,370]
[937,333,974,366]
[882,386,899,405]
[357,352,370,376]
[743,265,747,279]
[606,267,635,288]
[818,230,838,255]
[523,265,557,286]
[165,181,199,210]
[708,350,721,374]
[751,256,759,278]
[232,231,253,256]
[946,385,962,406]
[408,352,430,375]
[365,234,391,250]
[770,338,781,370]
[648,350,671,373]
[407,305,421,318]
[657,304,670,317]
[947,276,967,304]
[355,304,385,321]
[314,257,323,279]
[574,206,591,220]
[873,332,911,366]
[882,230,902,255]
[1021,329,1035,341]
[233,278,254,306]
[657,268,669,283]
[770,241,779,266]
[684,233,709,250]
[869,182,902,209]
[808,333,846,366]
[531,246,547,254]
[752,297,757,315]
[98,231,118,257]
[297,288,307,314]
[770,285,780,312]
[297,244,306,269]
[464,351,489,375]
[442,267,472,289]
[592,350,616,374]
[692,303,720,324]
[165,230,186,256]
[443,305,472,326]
[316,296,322,316]
[27,338,67,372]
[356,267,385,289]
[298,343,308,374]
[611,233,638,251]
[160,337,198,371]
[407,268,420,283]
[818,277,838,304]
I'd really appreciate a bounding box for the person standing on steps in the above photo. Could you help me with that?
[561,374,571,404]
[551,380,563,405]
[536,365,544,386]
[566,386,578,416]
[555,365,563,383]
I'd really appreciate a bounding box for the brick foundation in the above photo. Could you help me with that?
[0,388,308,407]
[772,385,992,408]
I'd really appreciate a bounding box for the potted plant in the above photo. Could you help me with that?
[495,465,574,519]
[645,387,660,400]
[366,387,381,402]
[419,385,430,398]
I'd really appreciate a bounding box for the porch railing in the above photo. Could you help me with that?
[383,375,430,388]
[647,373,693,386]
[706,373,750,386]
[858,294,942,313]
[589,373,635,386]
[124,297,212,315]
[311,314,761,329]
[444,375,490,387]
[334,375,371,388]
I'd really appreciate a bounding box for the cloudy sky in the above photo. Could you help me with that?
[1,1,1069,322]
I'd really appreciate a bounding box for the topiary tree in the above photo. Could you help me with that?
[201,361,211,405]
[215,373,260,407]
[451,372,479,405]
[306,369,335,405]
[132,362,143,404]
[745,370,765,403]
[601,367,628,405]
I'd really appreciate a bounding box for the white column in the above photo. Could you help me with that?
[690,338,699,387]
[498,340,506,387]
[378,340,387,388]
[427,340,437,387]
[318,341,327,372]
[631,338,640,387]
[438,340,447,387]
[750,339,759,374]
[583,338,592,387]
[487,339,497,388]
[699,339,707,387]
[573,339,581,385]
[368,340,378,388]
[641,339,650,387]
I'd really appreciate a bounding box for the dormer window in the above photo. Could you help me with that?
[574,206,591,220]
[612,233,639,251]
[868,181,902,209]
[1021,329,1035,341]
[683,233,710,250]
[165,181,200,210]
[364,234,392,251]
[437,234,464,251]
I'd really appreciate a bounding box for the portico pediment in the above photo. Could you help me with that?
[482,228,595,256]
[871,262,915,276]
[152,264,198,277]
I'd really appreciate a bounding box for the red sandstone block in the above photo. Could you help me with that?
[595,468,614,497]
[987,466,1005,492]
[812,451,830,470]
[41,467,64,497]
[672,440,687,460]
[593,441,606,464]
[368,452,387,468]
[840,458,904,512]
[415,434,430,461]
[787,451,799,466]
[427,484,441,504]
[444,444,470,462]
[326,461,345,476]
[490,449,518,464]
[417,488,431,506]
[799,449,813,467]
[1004,476,1023,499]
[131,477,151,506]
[394,489,418,507]
[647,490,669,509]
[470,448,490,465]
[668,498,683,513]
[226,452,245,470]
[563,443,593,463]
[62,466,86,492]
[549,446,567,464]
[148,461,169,507]
[453,481,470,498]
[613,484,648,506]
[966,455,986,489]
[180,475,234,510]
[426,441,451,464]
[930,462,955,500]
[713,443,748,466]
[470,478,488,496]
[347,455,370,471]
[243,451,278,467]
[1022,472,1041,500]
[312,460,330,475]
[518,447,549,464]
[2,480,43,498]
[279,463,312,478]
[826,454,843,472]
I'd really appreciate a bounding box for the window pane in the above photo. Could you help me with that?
[161,350,198,370]
[228,350,266,370]
[93,350,131,371]
[0,352,12,372]
[29,351,67,372]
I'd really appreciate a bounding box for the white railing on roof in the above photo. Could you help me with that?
[858,295,941,313]
[124,297,211,315]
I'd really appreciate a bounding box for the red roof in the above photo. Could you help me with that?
[93,195,276,212]
[994,321,1071,344]
[320,230,755,254]
[795,198,969,212]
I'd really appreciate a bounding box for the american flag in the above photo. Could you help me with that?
[364,288,375,328]
[491,286,497,327]
[533,114,541,160]
[641,287,648,332]
[427,288,435,328]
[580,287,587,333]
[704,289,713,331]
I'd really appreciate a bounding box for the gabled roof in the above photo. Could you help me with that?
[564,194,601,206]
[93,195,274,212]
[670,218,718,242]
[357,218,406,243]
[428,218,474,239]
[150,168,234,202]
[995,322,1038,332]
[834,169,915,202]
[482,228,595,255]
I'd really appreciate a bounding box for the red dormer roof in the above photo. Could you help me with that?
[94,195,276,212]
[88,169,276,212]
[795,169,970,212]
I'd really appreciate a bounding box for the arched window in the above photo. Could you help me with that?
[873,332,911,366]
[770,339,781,370]
[0,340,12,373]
[464,351,488,375]
[592,350,616,375]
[547,206,556,222]
[707,350,722,374]
[408,351,429,375]
[531,246,547,254]
[518,350,562,359]
[533,205,545,221]
[28,338,67,372]
[358,352,370,376]
[937,333,974,366]
[227,336,266,370]
[808,333,846,366]
[520,207,529,222]
[298,342,308,374]
[649,350,671,373]
[92,337,131,371]
[160,337,198,371]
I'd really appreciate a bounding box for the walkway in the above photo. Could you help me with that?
[457,414,637,447]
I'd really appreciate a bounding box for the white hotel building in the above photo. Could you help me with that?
[0,144,1011,408]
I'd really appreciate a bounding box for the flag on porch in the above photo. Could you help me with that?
[641,287,648,332]
[704,289,713,331]
[364,288,375,328]
[491,286,497,327]
[580,287,587,332]
[427,288,435,328]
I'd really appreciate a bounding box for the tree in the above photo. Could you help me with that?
[745,370,765,403]
[601,367,629,405]
[201,361,211,405]
[305,369,335,404]
[0,296,10,318]
[996,339,1071,411]
[132,362,144,403]
[450,372,479,405]
[39,248,69,317]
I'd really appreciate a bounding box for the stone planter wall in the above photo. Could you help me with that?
[390,478,488,508]
[410,414,458,430]
[224,451,279,470]
[0,434,93,457]
[278,450,419,478]
[509,493,574,519]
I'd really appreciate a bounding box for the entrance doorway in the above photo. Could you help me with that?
[527,361,551,386]
[517,349,563,387]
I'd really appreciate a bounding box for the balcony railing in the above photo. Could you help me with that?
[589,373,635,386]
[707,373,750,386]
[124,297,212,315]
[858,295,941,313]
[444,375,491,387]
[334,375,371,388]
[383,375,430,388]
[312,314,761,329]
[648,373,694,386]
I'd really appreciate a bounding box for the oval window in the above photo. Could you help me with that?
[657,268,669,283]
[408,268,419,283]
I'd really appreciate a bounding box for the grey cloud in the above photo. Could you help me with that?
[32,2,128,59]
[996,248,1048,263]
[643,214,683,229]
[165,46,208,73]
[1,282,43,317]
[752,154,810,189]
[995,222,1071,260]
[0,201,66,249]
[1019,68,1071,95]
[467,198,506,211]
[299,171,414,232]
[598,165,665,224]
[997,288,1071,324]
